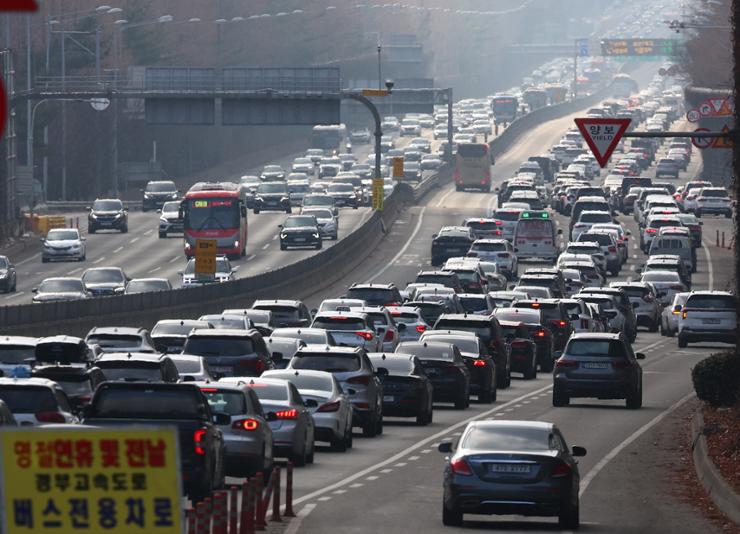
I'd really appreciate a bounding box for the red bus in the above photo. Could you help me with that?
[181,182,248,259]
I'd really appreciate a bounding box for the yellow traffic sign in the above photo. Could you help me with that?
[713,125,734,149]
[194,239,217,277]
[1,426,182,534]
[392,157,404,178]
[361,89,389,97]
[372,179,384,211]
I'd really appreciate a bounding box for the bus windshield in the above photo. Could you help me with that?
[185,198,239,230]
[516,219,554,238]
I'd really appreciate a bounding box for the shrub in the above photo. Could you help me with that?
[692,351,740,407]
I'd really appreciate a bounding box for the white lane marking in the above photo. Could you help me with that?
[113,246,123,253]
[92,257,105,264]
[129,237,139,244]
[284,503,316,534]
[579,392,695,498]
[15,254,40,266]
[379,469,393,474]
[367,207,426,282]
[433,185,457,208]
[365,476,379,481]
[272,235,278,241]
[317,496,332,502]
[420,449,432,454]
[408,456,420,461]
[143,229,153,236]
[701,240,714,290]
[293,382,554,506]
[3,291,24,300]
[148,267,161,274]
[494,412,505,416]
[261,243,270,250]
[66,267,82,275]
[246,254,256,261]
[169,256,180,264]
[349,483,364,489]
[393,462,407,468]
[332,489,347,495]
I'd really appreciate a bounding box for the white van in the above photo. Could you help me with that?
[513,211,560,261]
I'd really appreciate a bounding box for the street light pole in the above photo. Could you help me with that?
[61,31,67,200]
[377,44,382,92]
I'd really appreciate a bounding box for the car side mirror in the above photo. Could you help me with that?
[635,352,646,360]
[699,221,704,225]
[397,323,407,331]
[432,234,437,239]
[278,224,283,229]
[266,412,278,422]
[177,271,184,276]
[572,446,587,457]
[31,287,38,293]
[124,207,129,212]
[375,367,389,377]
[553,350,563,359]
[438,441,453,453]
[213,412,231,426]
[231,266,239,273]
[304,398,319,408]
[271,352,284,363]
[310,308,318,318]
[625,229,632,236]
[156,209,162,214]
[79,405,93,420]
[85,206,91,211]
[557,228,563,235]
[80,237,86,241]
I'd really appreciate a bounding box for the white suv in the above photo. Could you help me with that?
[695,187,732,218]
[678,291,737,347]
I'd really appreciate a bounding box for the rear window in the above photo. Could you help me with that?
[459,296,488,313]
[346,288,396,304]
[86,335,141,349]
[565,339,626,358]
[466,221,499,231]
[312,318,366,331]
[183,336,255,357]
[269,372,334,392]
[702,189,728,198]
[578,233,610,246]
[92,388,203,419]
[515,220,554,238]
[97,362,163,382]
[433,320,491,340]
[172,359,202,374]
[472,242,507,251]
[0,386,57,413]
[415,274,456,287]
[493,210,520,222]
[291,353,361,372]
[686,295,736,309]
[494,309,540,324]
[52,378,93,397]
[201,389,248,415]
[253,306,299,322]
[245,383,289,401]
[462,426,552,451]
[426,336,479,354]
[457,144,488,158]
[641,272,680,282]
[0,345,36,364]
[579,212,611,223]
[620,287,650,299]
[512,303,560,322]
[371,357,414,374]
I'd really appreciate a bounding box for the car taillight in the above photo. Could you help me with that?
[384,302,400,307]
[317,400,341,412]
[551,319,569,328]
[472,359,487,367]
[383,330,395,342]
[480,179,488,185]
[550,461,572,478]
[555,359,578,369]
[355,331,374,341]
[416,324,427,333]
[535,330,546,337]
[646,229,657,234]
[450,457,473,476]
[76,395,92,405]
[454,170,461,182]
[35,411,65,423]
[194,429,207,455]
[348,375,371,385]
[232,418,260,431]
[275,409,298,419]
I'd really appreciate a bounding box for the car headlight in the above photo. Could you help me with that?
[280,233,288,239]
[160,217,168,224]
[115,213,123,219]
[89,213,98,219]
[255,196,263,202]
[281,196,289,202]
[234,240,239,248]
[144,193,152,199]
[312,232,320,239]
[170,193,178,198]
[0,272,7,279]
[114,287,125,294]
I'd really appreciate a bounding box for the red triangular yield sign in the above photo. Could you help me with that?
[0,0,38,11]
[574,118,631,168]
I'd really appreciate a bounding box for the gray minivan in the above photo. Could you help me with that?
[648,236,694,273]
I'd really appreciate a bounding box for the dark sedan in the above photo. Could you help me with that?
[368,353,434,425]
[439,420,586,528]
[498,320,538,379]
[0,255,17,293]
[279,215,322,250]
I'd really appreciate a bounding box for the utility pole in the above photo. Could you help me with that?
[573,39,578,100]
[377,43,382,92]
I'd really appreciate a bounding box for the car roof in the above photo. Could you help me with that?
[0,336,38,345]
[252,299,302,307]
[37,335,86,345]
[188,328,258,337]
[0,377,60,388]
[87,326,145,336]
[297,345,361,354]
[569,332,622,340]
[97,352,169,363]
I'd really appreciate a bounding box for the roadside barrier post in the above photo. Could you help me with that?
[186,508,196,534]
[254,472,266,531]
[284,462,295,517]
[271,467,282,523]
[717,229,720,246]
[195,499,210,534]
[229,486,239,534]
[213,491,226,534]
[721,232,725,248]
[239,479,255,534]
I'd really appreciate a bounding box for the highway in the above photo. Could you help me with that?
[218,95,734,534]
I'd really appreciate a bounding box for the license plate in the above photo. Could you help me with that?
[425,369,438,377]
[294,238,306,242]
[584,362,608,369]
[383,396,395,402]
[703,318,720,324]
[211,366,232,373]
[489,463,531,474]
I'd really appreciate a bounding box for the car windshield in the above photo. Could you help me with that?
[304,196,331,206]
[284,217,316,228]
[702,189,728,198]
[0,386,58,413]
[46,230,79,241]
[183,336,255,357]
[82,269,124,284]
[146,182,176,193]
[462,425,553,451]
[38,279,83,293]
[246,383,289,401]
[184,258,231,275]
[97,362,163,382]
[257,183,286,194]
[201,389,248,415]
[566,339,626,358]
[92,388,202,419]
[292,353,361,372]
[313,317,366,331]
[0,344,36,364]
[126,280,169,293]
[86,335,141,349]
[263,166,282,173]
[92,200,122,211]
[269,372,333,391]
[0,258,7,269]
[161,202,180,214]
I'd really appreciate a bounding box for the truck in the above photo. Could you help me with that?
[82,382,227,501]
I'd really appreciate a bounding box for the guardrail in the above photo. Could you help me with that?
[1,81,611,335]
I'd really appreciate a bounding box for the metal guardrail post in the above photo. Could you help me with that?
[271,467,282,523]
[239,479,255,534]
[284,462,295,517]
[254,472,266,531]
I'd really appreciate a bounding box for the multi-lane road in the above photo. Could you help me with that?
[222,100,732,534]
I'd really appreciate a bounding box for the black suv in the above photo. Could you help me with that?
[87,199,128,233]
[279,215,322,250]
[255,182,291,214]
[346,283,404,306]
[142,180,178,211]
[430,226,475,266]
[32,365,106,411]
[433,314,512,388]
[512,299,574,351]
